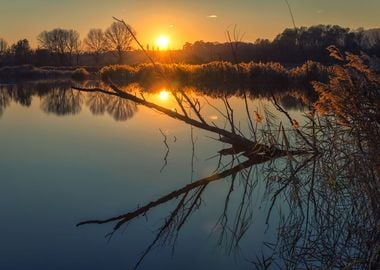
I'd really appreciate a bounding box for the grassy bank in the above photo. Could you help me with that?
[100,61,330,92]
[0,65,91,81]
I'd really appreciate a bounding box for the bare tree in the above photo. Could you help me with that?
[38,29,67,55]
[105,22,135,64]
[66,29,81,65]
[84,29,106,66]
[73,39,83,66]
[38,28,80,65]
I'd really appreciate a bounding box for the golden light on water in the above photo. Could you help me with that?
[156,35,170,50]
[159,89,170,101]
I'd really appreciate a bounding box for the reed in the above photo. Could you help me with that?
[100,60,330,91]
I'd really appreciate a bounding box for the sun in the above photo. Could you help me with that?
[159,89,170,101]
[156,35,170,50]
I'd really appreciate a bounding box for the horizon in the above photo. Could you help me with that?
[1,0,380,49]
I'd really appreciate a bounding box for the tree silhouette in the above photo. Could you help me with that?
[84,29,107,66]
[0,38,7,55]
[38,28,80,65]
[11,39,31,65]
[66,29,81,65]
[0,38,8,66]
[105,22,135,64]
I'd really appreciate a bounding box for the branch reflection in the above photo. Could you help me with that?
[73,52,379,269]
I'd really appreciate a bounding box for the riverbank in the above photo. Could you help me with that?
[0,65,94,81]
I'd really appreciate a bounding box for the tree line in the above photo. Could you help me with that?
[0,21,135,67]
[182,25,380,64]
[0,24,379,67]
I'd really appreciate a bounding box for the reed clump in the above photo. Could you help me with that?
[313,46,380,177]
[100,60,330,91]
[0,65,91,81]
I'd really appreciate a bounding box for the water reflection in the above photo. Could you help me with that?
[106,96,137,121]
[86,92,108,115]
[1,78,377,269]
[40,88,83,115]
[0,81,138,121]
[0,85,11,117]
[72,79,379,269]
[158,89,170,101]
[0,81,307,121]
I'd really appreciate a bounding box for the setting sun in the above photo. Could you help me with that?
[159,89,170,101]
[156,35,169,50]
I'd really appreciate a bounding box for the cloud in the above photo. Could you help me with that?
[168,24,174,28]
[207,15,218,18]
[316,9,324,14]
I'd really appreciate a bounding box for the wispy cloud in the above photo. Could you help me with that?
[316,9,324,14]
[207,15,218,18]
[169,24,174,28]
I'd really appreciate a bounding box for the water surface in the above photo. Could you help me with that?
[1,81,375,269]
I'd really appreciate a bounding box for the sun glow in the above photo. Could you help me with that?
[156,35,170,50]
[159,89,170,101]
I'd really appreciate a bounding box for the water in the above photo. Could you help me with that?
[0,81,376,269]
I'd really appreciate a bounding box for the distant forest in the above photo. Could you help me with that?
[0,24,379,67]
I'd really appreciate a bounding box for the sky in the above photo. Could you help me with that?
[0,0,379,49]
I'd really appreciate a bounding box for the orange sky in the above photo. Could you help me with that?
[0,0,379,49]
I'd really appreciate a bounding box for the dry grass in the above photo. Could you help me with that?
[100,61,330,91]
[0,65,91,81]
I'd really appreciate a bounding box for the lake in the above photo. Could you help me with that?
[0,81,377,269]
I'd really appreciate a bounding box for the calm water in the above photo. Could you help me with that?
[0,81,376,269]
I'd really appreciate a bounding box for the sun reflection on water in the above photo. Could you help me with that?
[159,89,170,101]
